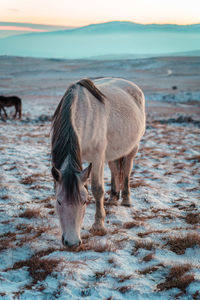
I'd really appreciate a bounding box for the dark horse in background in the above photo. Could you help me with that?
[0,96,22,119]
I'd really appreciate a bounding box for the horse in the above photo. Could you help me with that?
[51,78,145,247]
[0,103,8,120]
[0,96,22,119]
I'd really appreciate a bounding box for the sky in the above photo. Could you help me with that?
[1,0,200,27]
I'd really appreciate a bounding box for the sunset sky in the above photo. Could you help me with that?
[1,0,200,27]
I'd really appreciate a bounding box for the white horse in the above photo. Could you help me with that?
[51,78,145,247]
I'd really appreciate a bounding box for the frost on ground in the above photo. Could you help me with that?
[0,117,199,299]
[0,56,200,299]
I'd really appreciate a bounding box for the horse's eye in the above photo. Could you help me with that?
[57,200,61,206]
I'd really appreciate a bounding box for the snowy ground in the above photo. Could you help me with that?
[0,56,200,299]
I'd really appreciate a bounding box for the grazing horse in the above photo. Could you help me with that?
[51,78,145,247]
[0,96,22,119]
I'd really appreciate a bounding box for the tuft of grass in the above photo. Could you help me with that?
[166,233,200,255]
[117,286,132,294]
[157,264,194,293]
[139,264,163,275]
[142,253,154,262]
[6,248,60,284]
[117,274,133,283]
[123,221,137,229]
[19,209,41,219]
[138,229,167,238]
[185,213,200,225]
[132,239,154,254]
[94,270,108,280]
[20,176,35,185]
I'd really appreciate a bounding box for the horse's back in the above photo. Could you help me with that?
[94,77,145,110]
[74,77,145,162]
[0,96,21,106]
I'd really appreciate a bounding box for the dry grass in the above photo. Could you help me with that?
[0,231,16,252]
[129,180,151,188]
[139,264,163,275]
[6,248,60,285]
[185,213,200,225]
[19,209,41,219]
[142,253,154,262]
[117,286,132,294]
[123,221,138,229]
[166,233,200,255]
[138,229,168,238]
[20,176,36,185]
[94,270,108,280]
[117,274,133,283]
[157,264,194,293]
[132,239,154,254]
[1,195,10,200]
[186,155,200,162]
[64,240,115,253]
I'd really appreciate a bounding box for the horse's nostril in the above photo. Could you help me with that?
[62,234,69,246]
[78,240,82,246]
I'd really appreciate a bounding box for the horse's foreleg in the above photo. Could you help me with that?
[90,159,106,234]
[1,106,7,119]
[107,159,121,205]
[121,145,139,207]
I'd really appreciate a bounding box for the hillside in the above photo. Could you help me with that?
[0,21,200,59]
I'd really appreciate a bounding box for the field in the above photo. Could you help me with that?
[0,56,200,299]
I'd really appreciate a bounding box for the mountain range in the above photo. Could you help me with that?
[0,21,199,59]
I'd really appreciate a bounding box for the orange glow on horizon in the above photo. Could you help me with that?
[0,26,47,32]
[1,0,200,28]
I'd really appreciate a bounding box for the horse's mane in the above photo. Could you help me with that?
[77,78,105,103]
[51,78,105,204]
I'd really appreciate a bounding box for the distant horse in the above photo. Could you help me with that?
[0,96,22,119]
[51,78,145,247]
[0,103,8,120]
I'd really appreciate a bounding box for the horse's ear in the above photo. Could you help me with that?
[79,163,92,184]
[51,166,62,182]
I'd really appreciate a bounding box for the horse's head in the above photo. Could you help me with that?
[52,164,92,248]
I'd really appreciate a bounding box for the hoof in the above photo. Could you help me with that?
[106,198,119,206]
[90,224,107,236]
[121,200,132,207]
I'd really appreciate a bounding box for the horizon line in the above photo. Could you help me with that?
[0,20,200,28]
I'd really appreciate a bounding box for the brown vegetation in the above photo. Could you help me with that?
[185,213,200,225]
[132,239,154,254]
[166,233,200,254]
[142,253,154,262]
[64,240,115,253]
[139,264,163,275]
[6,248,61,285]
[123,221,138,229]
[157,264,194,293]
[117,286,132,294]
[19,209,41,219]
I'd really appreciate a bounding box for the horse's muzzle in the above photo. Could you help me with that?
[62,234,81,247]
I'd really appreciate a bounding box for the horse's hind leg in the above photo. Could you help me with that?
[121,145,139,207]
[107,159,122,205]
[13,104,17,118]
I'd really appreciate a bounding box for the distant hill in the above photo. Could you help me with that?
[0,22,73,38]
[0,21,199,59]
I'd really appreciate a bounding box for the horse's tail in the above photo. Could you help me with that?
[118,157,125,189]
[51,85,82,172]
